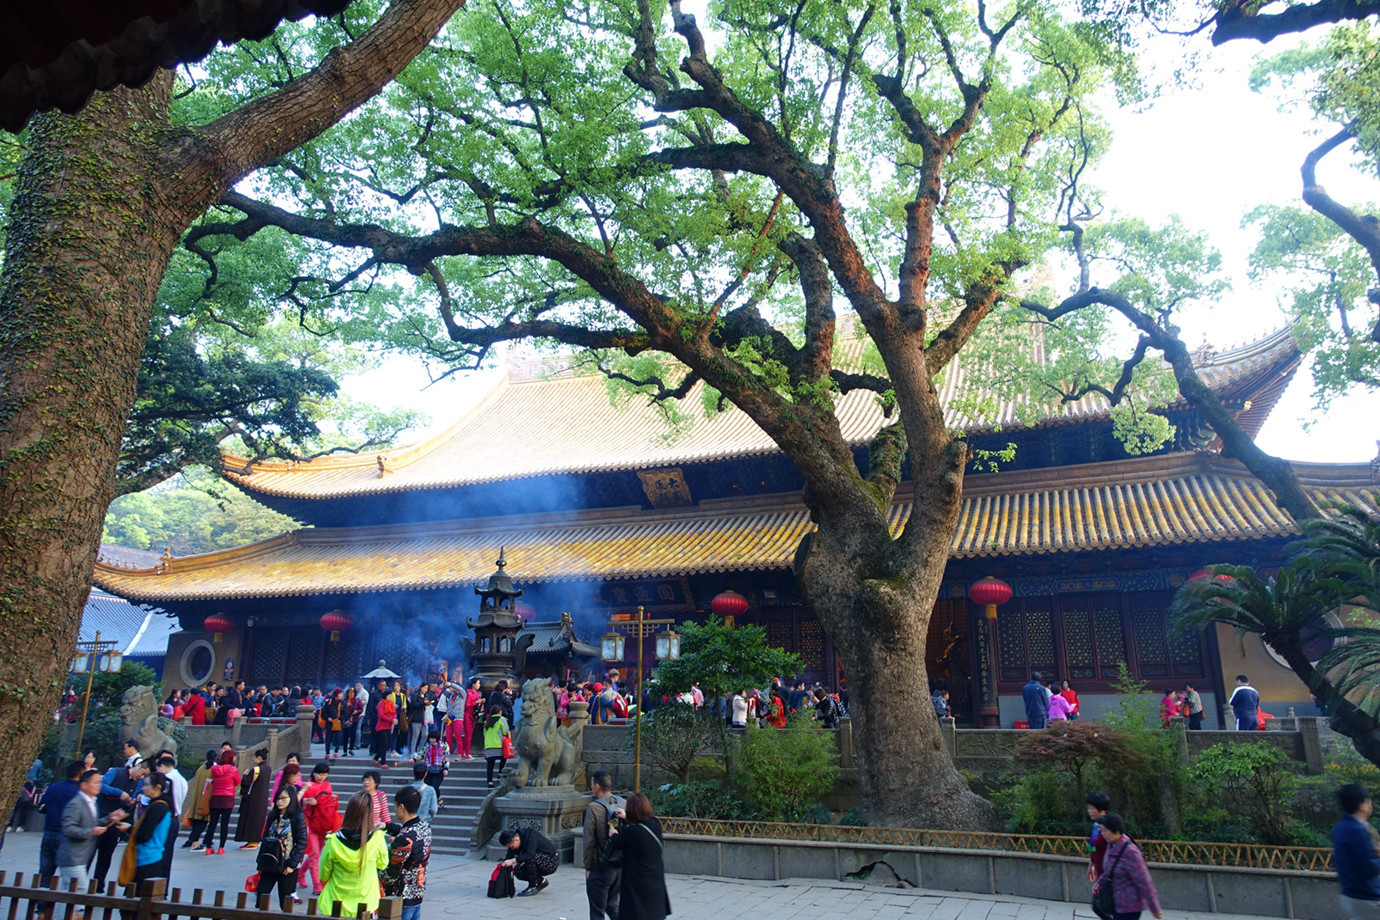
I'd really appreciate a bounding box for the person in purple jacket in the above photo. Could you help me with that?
[1093,814,1162,920]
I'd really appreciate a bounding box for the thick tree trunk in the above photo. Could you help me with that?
[1271,637,1380,766]
[796,444,995,829]
[0,0,465,824]
[0,79,183,806]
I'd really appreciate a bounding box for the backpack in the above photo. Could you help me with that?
[256,818,291,873]
[487,863,516,898]
[306,787,340,835]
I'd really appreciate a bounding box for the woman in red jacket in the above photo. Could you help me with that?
[205,750,239,854]
[184,691,207,726]
[372,693,397,766]
[1059,680,1080,722]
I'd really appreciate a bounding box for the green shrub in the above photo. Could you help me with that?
[1017,721,1142,801]
[739,714,837,822]
[1181,805,1257,843]
[1194,742,1299,844]
[1096,663,1186,833]
[1003,767,1082,834]
[638,701,720,783]
[838,806,868,826]
[650,780,746,818]
[1324,750,1380,791]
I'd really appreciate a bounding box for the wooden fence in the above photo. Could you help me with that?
[0,873,401,920]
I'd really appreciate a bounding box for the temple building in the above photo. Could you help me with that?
[93,327,1380,726]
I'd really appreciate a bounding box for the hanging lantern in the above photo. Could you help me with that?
[513,602,536,622]
[320,610,354,644]
[601,632,626,662]
[203,614,235,643]
[655,627,681,661]
[710,590,749,626]
[968,577,1012,620]
[1189,566,1234,584]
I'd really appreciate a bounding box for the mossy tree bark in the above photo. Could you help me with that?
[0,0,464,825]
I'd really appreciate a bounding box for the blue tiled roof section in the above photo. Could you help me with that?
[80,590,179,656]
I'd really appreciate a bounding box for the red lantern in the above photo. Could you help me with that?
[711,590,749,625]
[320,610,354,644]
[203,614,235,643]
[968,577,1012,620]
[1189,567,1234,584]
[513,602,536,622]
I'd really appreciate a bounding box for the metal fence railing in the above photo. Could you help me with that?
[657,818,1334,873]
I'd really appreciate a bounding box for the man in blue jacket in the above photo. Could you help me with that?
[1229,674,1261,731]
[38,760,84,891]
[1333,783,1380,918]
[1022,673,1048,729]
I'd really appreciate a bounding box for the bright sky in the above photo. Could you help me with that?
[341,27,1380,466]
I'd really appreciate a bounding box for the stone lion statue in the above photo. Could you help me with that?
[119,685,177,760]
[512,677,578,788]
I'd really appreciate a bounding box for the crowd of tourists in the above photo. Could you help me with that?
[1018,672,1218,731]
[32,666,1380,920]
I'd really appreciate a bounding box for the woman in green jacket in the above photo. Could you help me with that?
[318,791,389,916]
[483,706,510,788]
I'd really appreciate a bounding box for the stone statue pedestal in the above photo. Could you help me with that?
[484,784,590,863]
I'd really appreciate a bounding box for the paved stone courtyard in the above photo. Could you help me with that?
[0,831,1284,920]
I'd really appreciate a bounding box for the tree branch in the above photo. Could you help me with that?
[1211,0,1380,45]
[170,0,467,204]
[1019,288,1319,520]
[1301,124,1380,287]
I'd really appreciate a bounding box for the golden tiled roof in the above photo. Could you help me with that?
[221,327,1300,501]
[94,454,1375,602]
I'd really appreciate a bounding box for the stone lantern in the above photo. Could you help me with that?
[467,548,525,693]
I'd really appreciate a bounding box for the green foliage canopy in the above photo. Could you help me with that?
[103,467,300,555]
[654,619,800,701]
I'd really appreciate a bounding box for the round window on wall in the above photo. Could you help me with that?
[180,640,216,687]
[1262,613,1340,670]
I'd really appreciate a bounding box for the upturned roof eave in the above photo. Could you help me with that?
[220,328,1302,503]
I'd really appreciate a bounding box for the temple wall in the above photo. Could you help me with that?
[1213,622,1315,712]
[164,628,243,687]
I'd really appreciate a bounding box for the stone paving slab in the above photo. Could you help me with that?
[0,830,1291,920]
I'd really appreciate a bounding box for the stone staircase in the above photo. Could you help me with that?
[314,753,490,856]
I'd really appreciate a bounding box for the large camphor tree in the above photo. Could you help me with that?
[188,0,1159,827]
[0,0,465,827]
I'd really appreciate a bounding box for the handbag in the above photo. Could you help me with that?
[244,872,260,893]
[1091,842,1125,920]
[501,733,515,759]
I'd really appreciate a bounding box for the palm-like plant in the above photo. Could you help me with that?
[1296,501,1380,612]
[1172,501,1380,767]
[1169,563,1334,677]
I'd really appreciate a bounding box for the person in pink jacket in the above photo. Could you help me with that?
[459,678,483,760]
[205,750,240,854]
[1048,690,1074,723]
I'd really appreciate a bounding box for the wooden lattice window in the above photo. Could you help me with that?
[799,619,824,671]
[249,628,289,684]
[998,600,1055,681]
[1169,624,1205,676]
[1093,603,1126,680]
[1062,601,1095,680]
[286,626,324,686]
[1130,599,1170,679]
